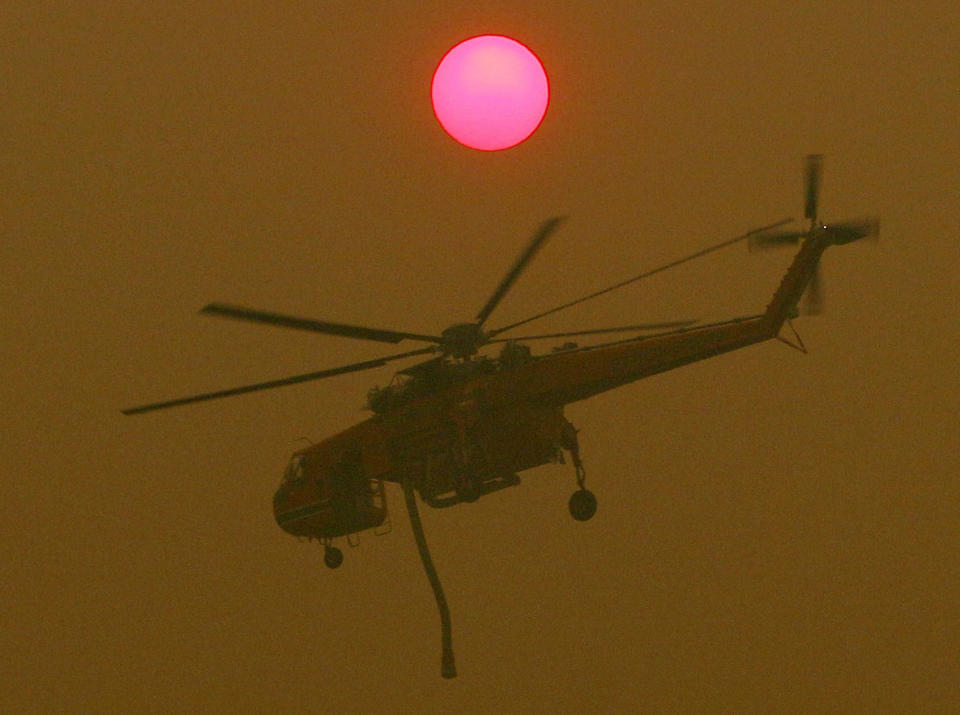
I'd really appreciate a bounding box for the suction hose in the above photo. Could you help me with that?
[402,474,456,679]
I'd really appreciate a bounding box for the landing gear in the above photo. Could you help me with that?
[568,489,597,521]
[561,420,597,522]
[323,544,343,569]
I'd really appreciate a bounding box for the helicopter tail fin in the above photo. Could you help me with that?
[761,233,827,333]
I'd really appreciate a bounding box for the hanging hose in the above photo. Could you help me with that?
[402,473,457,679]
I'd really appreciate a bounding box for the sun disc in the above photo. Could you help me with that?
[431,35,549,151]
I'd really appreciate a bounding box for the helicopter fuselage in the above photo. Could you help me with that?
[272,308,781,539]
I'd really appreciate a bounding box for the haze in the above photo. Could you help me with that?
[2,2,957,711]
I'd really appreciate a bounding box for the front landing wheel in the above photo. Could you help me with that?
[568,489,597,521]
[324,545,344,569]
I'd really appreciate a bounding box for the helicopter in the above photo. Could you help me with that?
[124,156,878,679]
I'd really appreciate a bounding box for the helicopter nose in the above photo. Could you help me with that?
[272,485,290,516]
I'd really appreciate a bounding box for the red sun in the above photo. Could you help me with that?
[431,35,549,151]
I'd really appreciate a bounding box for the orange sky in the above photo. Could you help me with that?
[2,1,958,711]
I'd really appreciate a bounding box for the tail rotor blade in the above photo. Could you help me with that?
[824,216,880,245]
[804,154,823,222]
[748,229,805,252]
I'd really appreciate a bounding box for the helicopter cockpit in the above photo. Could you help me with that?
[282,454,306,485]
[274,448,388,545]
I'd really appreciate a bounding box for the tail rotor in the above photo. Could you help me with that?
[749,155,878,315]
[804,153,823,224]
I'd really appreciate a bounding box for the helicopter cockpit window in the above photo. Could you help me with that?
[283,455,306,484]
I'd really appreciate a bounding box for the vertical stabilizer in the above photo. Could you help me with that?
[762,232,829,334]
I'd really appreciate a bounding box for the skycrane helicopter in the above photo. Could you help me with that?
[124,156,878,679]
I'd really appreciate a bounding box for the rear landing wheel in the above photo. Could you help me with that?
[568,489,597,521]
[324,545,344,569]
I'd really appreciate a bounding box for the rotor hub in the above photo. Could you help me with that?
[441,322,486,358]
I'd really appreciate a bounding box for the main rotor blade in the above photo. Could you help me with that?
[487,218,792,338]
[201,303,442,345]
[804,154,823,222]
[474,216,566,327]
[487,320,699,342]
[121,346,437,415]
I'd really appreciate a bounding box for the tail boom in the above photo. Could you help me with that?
[761,231,830,334]
[506,231,853,407]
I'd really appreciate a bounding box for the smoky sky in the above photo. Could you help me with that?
[2,1,958,711]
